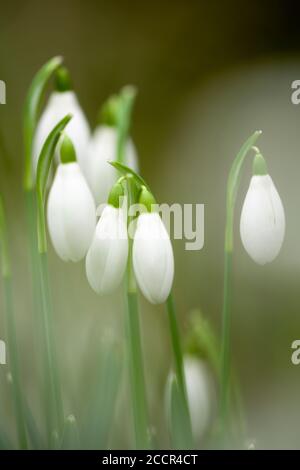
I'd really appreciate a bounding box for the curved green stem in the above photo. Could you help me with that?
[0,196,28,449]
[220,130,262,433]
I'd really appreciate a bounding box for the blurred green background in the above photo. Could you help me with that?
[0,0,300,449]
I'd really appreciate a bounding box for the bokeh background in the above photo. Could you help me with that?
[0,0,300,449]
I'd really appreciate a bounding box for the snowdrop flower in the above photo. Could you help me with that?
[33,67,90,178]
[240,151,285,265]
[86,124,138,205]
[86,183,128,295]
[133,187,174,304]
[165,357,214,442]
[47,136,96,262]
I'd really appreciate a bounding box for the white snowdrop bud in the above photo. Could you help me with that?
[240,153,285,265]
[85,200,128,295]
[133,188,174,304]
[47,146,96,262]
[33,68,90,178]
[85,125,138,205]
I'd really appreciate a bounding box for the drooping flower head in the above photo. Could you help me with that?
[85,90,138,205]
[133,186,174,304]
[240,149,285,265]
[47,135,96,262]
[85,181,128,295]
[33,66,90,179]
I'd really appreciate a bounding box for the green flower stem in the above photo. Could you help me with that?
[38,252,63,444]
[220,130,262,432]
[116,86,137,163]
[166,293,187,403]
[35,115,72,446]
[0,197,28,449]
[166,293,193,445]
[125,176,150,449]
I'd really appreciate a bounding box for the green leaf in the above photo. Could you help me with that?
[109,161,149,191]
[36,114,72,253]
[168,376,194,450]
[82,341,122,449]
[23,56,64,191]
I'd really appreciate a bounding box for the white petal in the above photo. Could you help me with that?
[133,212,174,304]
[86,205,128,294]
[33,91,90,178]
[47,163,96,262]
[184,358,214,440]
[240,174,285,265]
[85,125,139,205]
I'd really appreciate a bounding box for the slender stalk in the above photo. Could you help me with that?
[220,244,232,429]
[166,293,187,402]
[125,177,149,449]
[38,252,64,444]
[3,277,28,449]
[219,131,262,432]
[34,116,71,446]
[0,197,28,449]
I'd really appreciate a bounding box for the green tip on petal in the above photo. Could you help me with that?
[55,66,72,92]
[252,150,268,176]
[138,186,156,212]
[60,134,76,164]
[108,181,125,208]
[99,94,120,127]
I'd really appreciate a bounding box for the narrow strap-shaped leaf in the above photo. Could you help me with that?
[36,114,72,253]
[168,376,194,450]
[23,56,63,191]
[83,342,122,449]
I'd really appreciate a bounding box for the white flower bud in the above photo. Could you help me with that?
[47,162,96,262]
[85,125,138,205]
[133,212,174,304]
[240,174,285,265]
[33,91,90,176]
[86,205,128,295]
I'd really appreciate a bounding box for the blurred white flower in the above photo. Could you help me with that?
[184,357,214,441]
[85,125,138,205]
[47,162,96,262]
[165,357,214,443]
[86,204,128,294]
[33,91,90,177]
[133,212,174,304]
[240,174,285,265]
